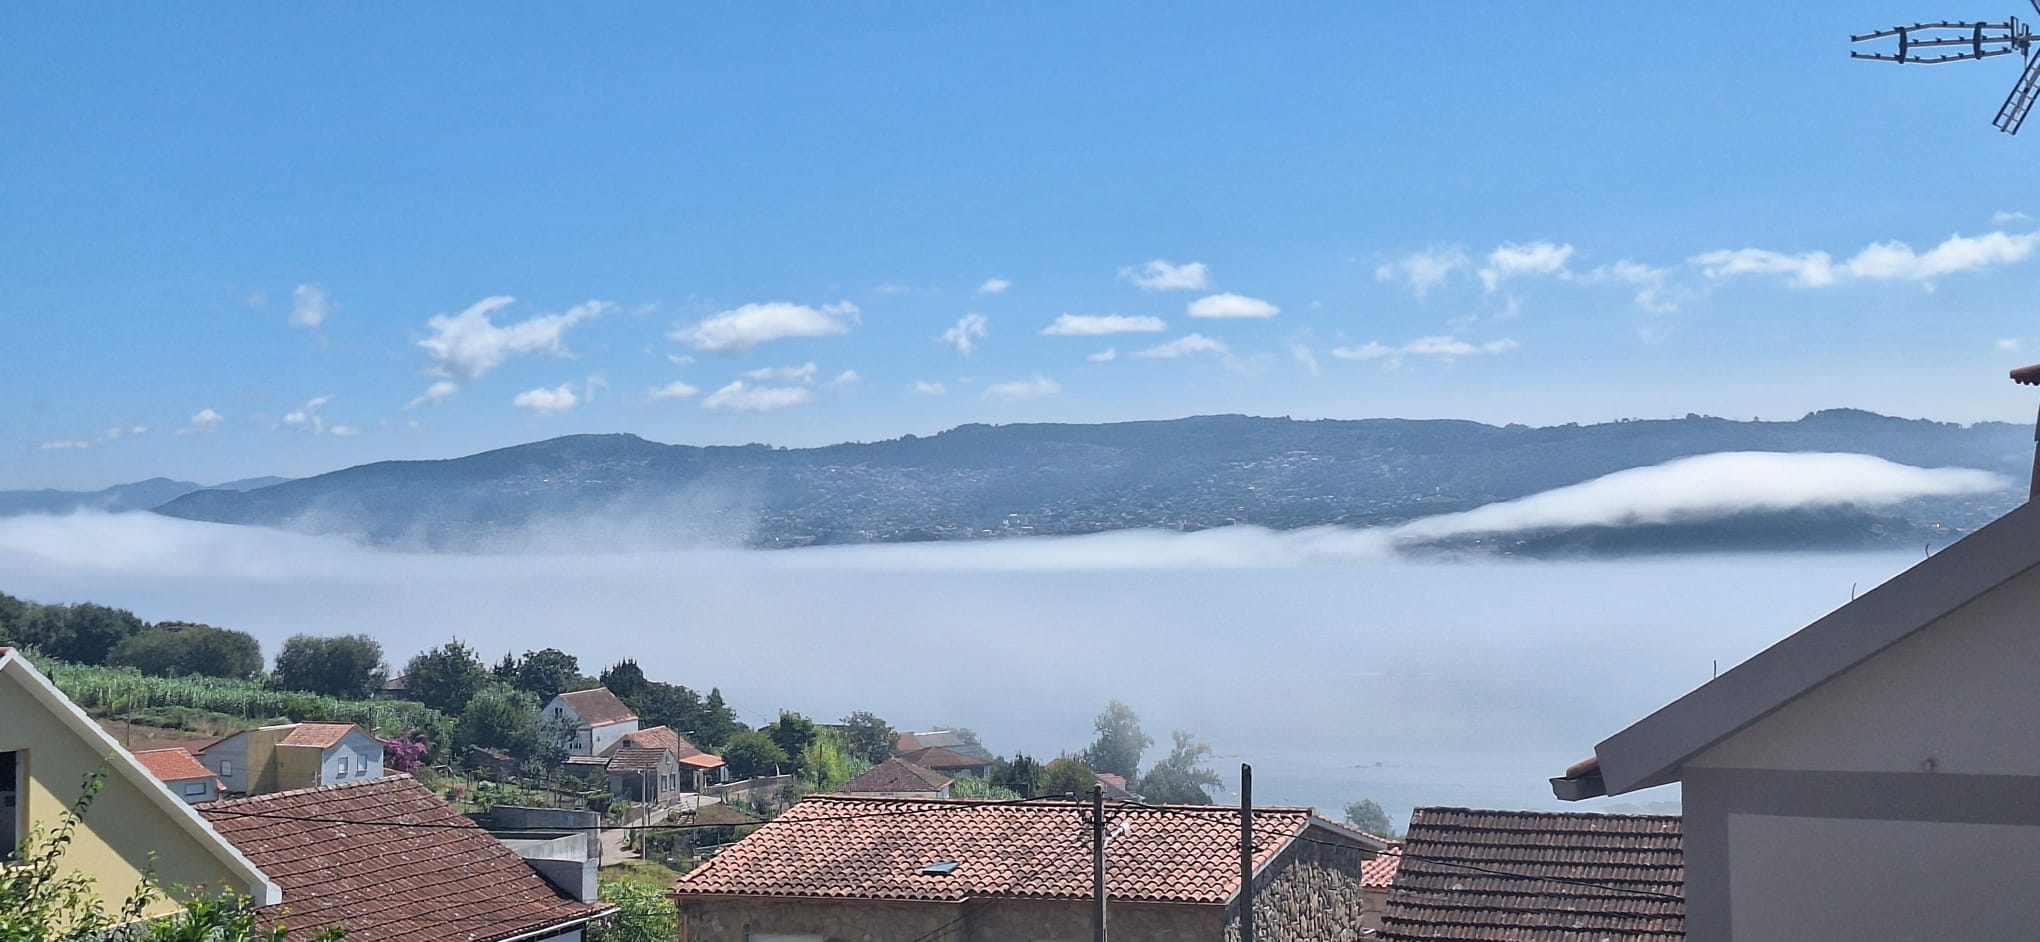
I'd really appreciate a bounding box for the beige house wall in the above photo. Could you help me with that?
[0,673,257,919]
[1678,565,2040,942]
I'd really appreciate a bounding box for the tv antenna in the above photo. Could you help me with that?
[1851,2,2040,134]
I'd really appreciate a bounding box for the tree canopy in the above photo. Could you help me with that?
[107,622,263,680]
[838,711,896,763]
[1038,757,1099,799]
[1138,730,1222,804]
[1343,799,1396,838]
[506,647,582,703]
[719,730,791,779]
[1083,700,1150,781]
[273,633,386,699]
[403,640,491,714]
[456,682,541,758]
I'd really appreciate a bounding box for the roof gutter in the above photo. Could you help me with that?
[489,904,618,942]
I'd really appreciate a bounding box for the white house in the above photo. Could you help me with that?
[1553,498,2040,941]
[543,688,639,757]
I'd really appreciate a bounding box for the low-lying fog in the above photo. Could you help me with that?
[0,451,1993,823]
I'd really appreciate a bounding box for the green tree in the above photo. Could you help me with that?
[766,712,817,774]
[108,623,263,680]
[697,688,740,748]
[273,634,386,699]
[510,648,581,704]
[992,753,1042,797]
[598,659,649,700]
[1343,799,1396,838]
[719,730,790,779]
[947,776,1021,800]
[1083,700,1151,781]
[797,729,866,794]
[456,682,540,758]
[838,711,896,763]
[588,880,676,942]
[404,640,490,714]
[1037,757,1099,798]
[1138,730,1222,804]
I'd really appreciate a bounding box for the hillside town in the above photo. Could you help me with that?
[9,451,2040,938]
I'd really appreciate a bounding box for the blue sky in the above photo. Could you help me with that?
[7,2,2040,489]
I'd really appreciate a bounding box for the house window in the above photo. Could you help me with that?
[182,782,207,797]
[219,759,233,778]
[1,751,20,858]
[337,756,350,776]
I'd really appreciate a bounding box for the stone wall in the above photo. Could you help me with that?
[672,897,958,942]
[1221,835,1370,942]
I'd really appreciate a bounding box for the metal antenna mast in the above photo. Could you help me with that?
[1851,1,2040,133]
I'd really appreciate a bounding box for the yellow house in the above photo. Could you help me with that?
[0,647,279,918]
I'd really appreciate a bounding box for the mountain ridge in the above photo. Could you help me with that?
[136,410,2031,552]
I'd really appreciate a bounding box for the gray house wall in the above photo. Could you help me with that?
[1678,564,2040,942]
[319,729,384,786]
[201,734,251,794]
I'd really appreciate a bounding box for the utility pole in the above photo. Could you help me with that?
[1092,783,1108,942]
[1239,763,1254,942]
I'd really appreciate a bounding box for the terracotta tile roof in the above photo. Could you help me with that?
[198,775,609,942]
[897,745,992,771]
[1362,843,1401,888]
[131,747,215,783]
[606,746,673,774]
[679,753,725,770]
[556,687,636,726]
[1093,772,1135,800]
[840,758,953,795]
[277,723,364,749]
[672,795,1332,905]
[605,724,706,759]
[1381,807,1684,941]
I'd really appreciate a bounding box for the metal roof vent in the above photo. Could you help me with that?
[920,861,960,876]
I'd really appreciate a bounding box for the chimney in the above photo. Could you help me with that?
[2014,364,2040,500]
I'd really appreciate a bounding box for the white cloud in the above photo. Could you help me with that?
[1041,314,1167,336]
[1479,242,1575,291]
[1087,348,1119,363]
[512,383,584,414]
[1121,260,1210,292]
[826,370,861,388]
[180,408,226,436]
[702,381,815,414]
[1395,452,2005,542]
[1997,338,2024,353]
[646,380,700,401]
[130,426,148,436]
[1289,343,1321,377]
[1692,231,2040,288]
[404,381,461,411]
[289,283,336,330]
[940,313,989,356]
[1690,248,1837,287]
[1331,336,1519,362]
[671,301,858,354]
[1134,334,1231,359]
[1994,210,2031,225]
[37,439,91,451]
[742,362,820,383]
[977,277,1012,295]
[420,297,610,378]
[1375,247,1470,297]
[280,395,344,434]
[328,424,362,438]
[911,381,947,396]
[982,376,1062,401]
[1186,293,1279,319]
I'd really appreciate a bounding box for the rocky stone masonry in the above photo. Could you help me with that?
[1224,837,1371,942]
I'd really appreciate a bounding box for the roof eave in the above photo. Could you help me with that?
[1590,499,2040,796]
[0,651,284,905]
